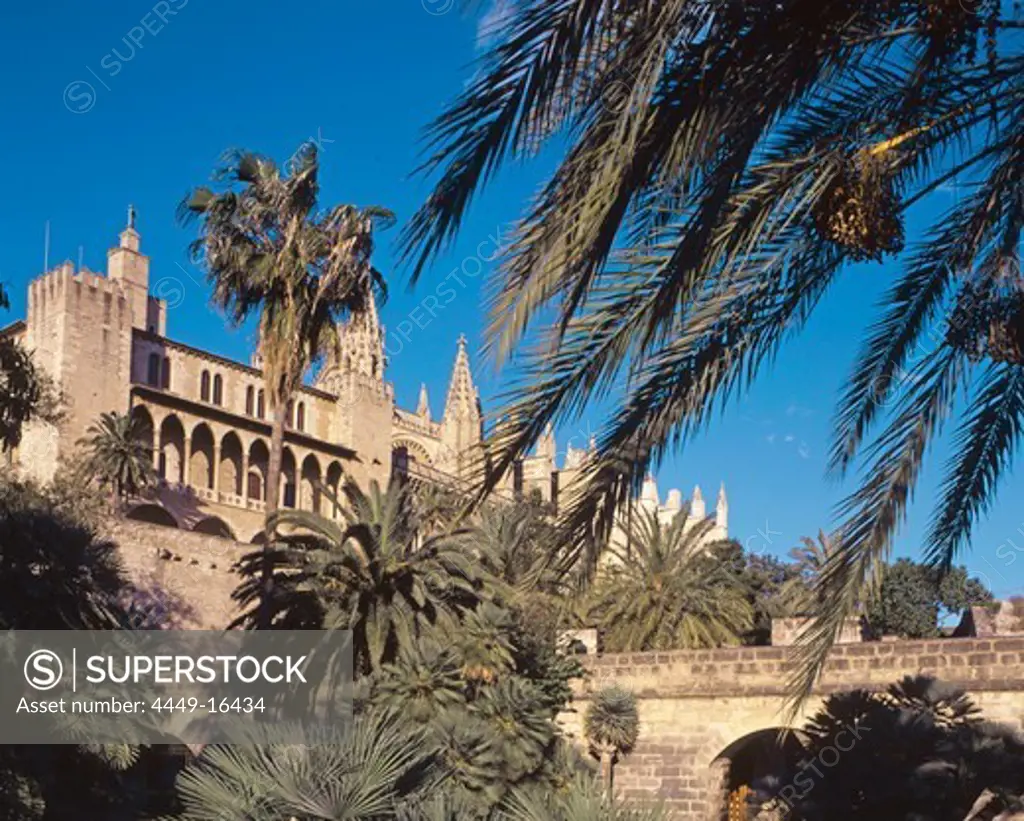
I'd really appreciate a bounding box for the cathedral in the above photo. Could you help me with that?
[1,212,728,546]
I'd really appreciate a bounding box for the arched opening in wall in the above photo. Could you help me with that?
[250,532,267,544]
[392,446,409,480]
[200,370,211,402]
[161,357,171,390]
[219,432,243,497]
[126,504,178,529]
[257,390,265,419]
[300,454,321,513]
[159,416,186,483]
[212,374,223,406]
[189,424,215,490]
[245,386,254,416]
[281,448,297,508]
[130,405,155,462]
[296,402,305,432]
[286,400,295,429]
[192,516,236,540]
[711,729,807,821]
[247,440,269,502]
[325,462,343,519]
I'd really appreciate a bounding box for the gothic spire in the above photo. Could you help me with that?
[716,482,729,530]
[691,484,706,518]
[417,383,431,421]
[443,334,478,421]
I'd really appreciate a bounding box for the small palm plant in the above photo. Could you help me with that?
[77,411,155,509]
[583,686,640,796]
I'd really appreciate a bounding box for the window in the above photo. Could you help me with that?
[296,402,305,432]
[245,386,254,416]
[212,374,223,406]
[247,472,262,501]
[257,390,265,419]
[200,370,211,402]
[283,482,296,508]
[147,353,160,386]
[160,357,171,390]
[393,447,409,478]
[286,400,295,429]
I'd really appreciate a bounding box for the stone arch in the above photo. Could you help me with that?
[219,431,244,496]
[325,461,344,519]
[247,440,269,502]
[189,423,215,489]
[300,453,322,513]
[158,415,186,483]
[711,728,807,821]
[250,531,267,544]
[392,438,432,466]
[126,503,178,529]
[130,404,155,458]
[281,447,297,508]
[192,516,236,540]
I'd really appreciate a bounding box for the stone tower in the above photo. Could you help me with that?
[438,335,482,479]
[20,212,149,482]
[316,293,394,488]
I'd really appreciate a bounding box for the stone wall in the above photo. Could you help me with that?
[562,640,1024,819]
[105,519,249,629]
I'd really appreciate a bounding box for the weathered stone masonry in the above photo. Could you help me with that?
[561,641,1024,819]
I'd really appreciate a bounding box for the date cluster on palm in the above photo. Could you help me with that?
[946,281,1024,366]
[920,0,988,54]
[813,152,904,262]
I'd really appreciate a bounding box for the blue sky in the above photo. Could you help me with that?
[1,0,1021,595]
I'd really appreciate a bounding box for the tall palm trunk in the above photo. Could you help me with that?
[257,397,289,629]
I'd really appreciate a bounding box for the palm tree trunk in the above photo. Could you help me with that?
[600,747,614,797]
[257,398,288,629]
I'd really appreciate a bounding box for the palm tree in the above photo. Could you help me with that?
[171,710,435,820]
[251,478,484,672]
[77,411,155,508]
[180,143,393,628]
[587,507,753,652]
[583,686,640,796]
[400,1,1024,702]
[780,530,841,617]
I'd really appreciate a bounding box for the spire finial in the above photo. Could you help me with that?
[128,204,137,230]
[457,332,467,349]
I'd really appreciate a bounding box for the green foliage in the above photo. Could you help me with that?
[781,676,1024,821]
[588,507,752,651]
[78,410,157,506]
[866,558,993,638]
[0,336,61,453]
[400,0,1024,707]
[171,711,435,820]
[234,479,484,671]
[583,687,639,759]
[0,475,129,630]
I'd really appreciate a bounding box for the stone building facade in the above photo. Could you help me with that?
[2,212,730,546]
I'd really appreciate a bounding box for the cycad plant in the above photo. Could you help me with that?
[587,507,753,651]
[400,0,1024,703]
[77,411,155,508]
[583,686,640,796]
[180,143,393,628]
